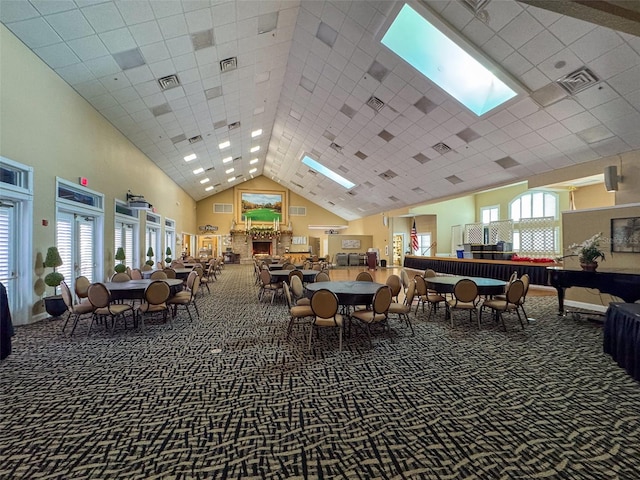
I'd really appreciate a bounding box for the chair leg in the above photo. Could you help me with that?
[515,307,525,330]
[308,324,314,352]
[519,304,530,324]
[62,312,71,334]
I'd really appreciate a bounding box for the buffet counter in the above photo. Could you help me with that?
[404,255,557,285]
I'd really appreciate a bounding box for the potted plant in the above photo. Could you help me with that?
[146,247,155,267]
[43,246,66,317]
[114,247,127,273]
[165,247,172,264]
[568,233,606,271]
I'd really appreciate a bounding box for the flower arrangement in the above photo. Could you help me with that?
[567,233,606,266]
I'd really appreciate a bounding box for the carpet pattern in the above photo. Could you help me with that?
[1,265,639,479]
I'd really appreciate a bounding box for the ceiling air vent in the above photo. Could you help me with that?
[291,181,304,189]
[446,175,464,185]
[378,169,397,180]
[188,135,203,144]
[328,201,335,206]
[220,57,237,73]
[329,142,343,153]
[158,74,180,90]
[388,196,400,202]
[308,169,317,176]
[364,181,374,188]
[412,187,425,194]
[432,142,452,154]
[228,121,240,130]
[355,151,368,160]
[233,156,242,162]
[170,134,186,144]
[556,67,600,95]
[495,156,520,169]
[366,95,385,112]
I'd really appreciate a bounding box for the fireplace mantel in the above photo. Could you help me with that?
[229,231,293,264]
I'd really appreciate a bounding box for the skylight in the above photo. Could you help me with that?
[380,3,521,116]
[301,155,355,189]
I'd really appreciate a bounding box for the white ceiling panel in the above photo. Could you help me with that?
[2,0,639,219]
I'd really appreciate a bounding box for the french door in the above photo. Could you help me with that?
[0,202,16,308]
[57,212,97,288]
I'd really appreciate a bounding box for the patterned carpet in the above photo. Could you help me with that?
[1,265,639,479]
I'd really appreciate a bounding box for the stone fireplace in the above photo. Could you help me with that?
[230,231,293,264]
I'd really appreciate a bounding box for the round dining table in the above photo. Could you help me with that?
[305,281,384,306]
[268,263,304,271]
[103,279,184,300]
[269,269,318,283]
[425,275,506,296]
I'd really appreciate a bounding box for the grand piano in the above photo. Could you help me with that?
[547,267,640,315]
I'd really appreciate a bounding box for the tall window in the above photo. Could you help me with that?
[146,212,161,265]
[56,179,103,288]
[115,201,139,269]
[509,191,558,255]
[480,206,499,244]
[1,157,33,324]
[417,233,432,256]
[165,218,176,261]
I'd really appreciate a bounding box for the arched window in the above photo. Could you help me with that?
[509,191,559,256]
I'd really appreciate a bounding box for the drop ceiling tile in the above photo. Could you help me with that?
[44,10,95,40]
[591,44,640,80]
[548,15,596,47]
[157,14,189,40]
[0,1,40,23]
[34,42,80,68]
[129,20,164,46]
[570,27,623,64]
[5,17,62,48]
[537,122,571,141]
[86,55,122,77]
[140,41,172,63]
[165,34,193,57]
[80,2,125,33]
[519,30,564,66]
[99,27,137,54]
[66,34,109,61]
[211,2,236,27]
[575,83,620,109]
[150,0,183,19]
[114,0,155,25]
[498,10,543,50]
[480,34,513,62]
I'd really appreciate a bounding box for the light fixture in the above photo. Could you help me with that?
[219,140,230,149]
[126,190,152,210]
[249,167,257,174]
[250,146,260,153]
[227,176,236,182]
[193,167,204,174]
[222,156,232,163]
[205,186,214,191]
[200,177,210,184]
[225,167,234,174]
[184,153,197,162]
[251,129,262,137]
[250,158,259,165]
[301,154,355,189]
[379,2,523,116]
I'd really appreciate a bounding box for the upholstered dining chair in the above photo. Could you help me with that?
[110,272,131,282]
[309,288,344,352]
[61,281,94,336]
[289,275,310,306]
[479,279,525,331]
[74,275,91,303]
[388,279,416,336]
[258,269,281,304]
[399,268,411,294]
[149,270,168,280]
[167,274,200,321]
[351,285,393,347]
[136,280,171,331]
[446,279,480,328]
[130,268,143,280]
[414,275,445,319]
[141,264,153,271]
[355,271,373,282]
[288,269,304,285]
[162,268,177,279]
[87,282,134,334]
[385,274,402,302]
[283,282,313,339]
[315,271,330,282]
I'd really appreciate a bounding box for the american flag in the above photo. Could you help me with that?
[410,220,419,253]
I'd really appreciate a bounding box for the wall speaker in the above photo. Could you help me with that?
[604,165,619,192]
[382,215,388,227]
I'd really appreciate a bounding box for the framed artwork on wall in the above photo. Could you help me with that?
[611,217,640,253]
[342,239,361,249]
[237,188,287,225]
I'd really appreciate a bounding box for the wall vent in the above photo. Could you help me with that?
[366,95,385,112]
[188,135,203,144]
[220,57,237,73]
[213,203,233,213]
[158,74,180,90]
[557,67,600,95]
[289,206,306,216]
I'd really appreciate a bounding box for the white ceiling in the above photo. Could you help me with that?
[2,0,639,220]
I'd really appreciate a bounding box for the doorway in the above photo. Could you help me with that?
[393,233,404,266]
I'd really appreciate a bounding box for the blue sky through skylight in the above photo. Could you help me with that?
[302,155,355,189]
[381,4,518,116]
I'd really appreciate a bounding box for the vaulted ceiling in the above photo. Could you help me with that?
[2,0,639,220]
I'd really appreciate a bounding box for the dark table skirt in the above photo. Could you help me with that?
[604,303,640,382]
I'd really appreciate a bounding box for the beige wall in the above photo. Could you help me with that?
[562,204,640,310]
[573,184,615,210]
[1,25,196,323]
[327,235,374,258]
[196,176,348,255]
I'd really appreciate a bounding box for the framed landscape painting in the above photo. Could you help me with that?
[238,189,286,223]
